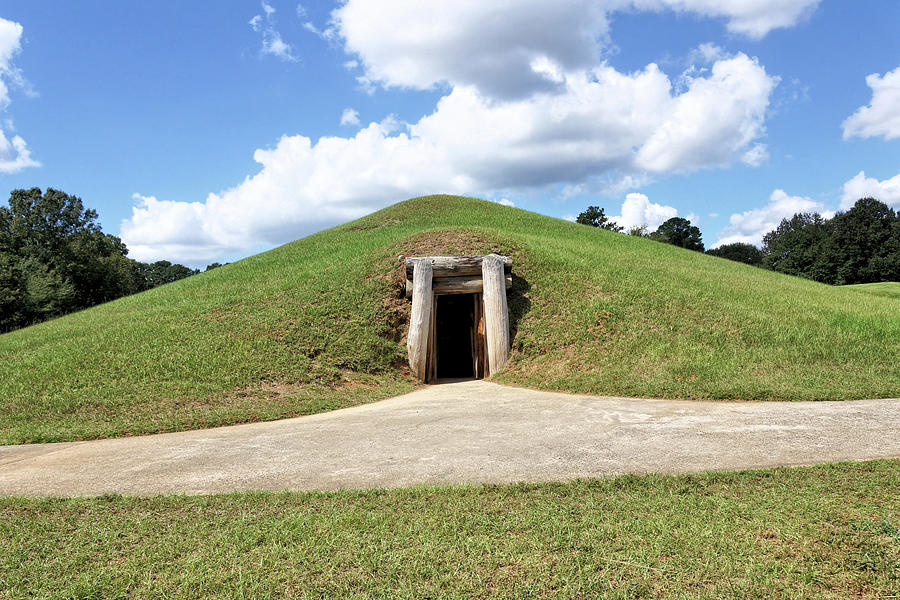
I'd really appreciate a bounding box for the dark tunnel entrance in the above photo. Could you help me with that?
[435,294,477,379]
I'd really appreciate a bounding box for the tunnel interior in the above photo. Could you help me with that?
[435,294,476,379]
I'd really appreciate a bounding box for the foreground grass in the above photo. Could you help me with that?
[1,461,898,599]
[1,195,898,444]
[846,281,900,300]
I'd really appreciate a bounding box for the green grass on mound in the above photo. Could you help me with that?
[846,281,900,300]
[1,461,898,599]
[1,195,898,444]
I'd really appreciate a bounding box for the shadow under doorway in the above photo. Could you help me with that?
[434,294,484,380]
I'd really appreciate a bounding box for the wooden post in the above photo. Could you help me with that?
[482,254,510,375]
[407,260,433,381]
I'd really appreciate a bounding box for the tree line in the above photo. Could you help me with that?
[0,188,222,333]
[577,197,900,284]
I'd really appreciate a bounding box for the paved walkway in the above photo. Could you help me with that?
[1,381,898,497]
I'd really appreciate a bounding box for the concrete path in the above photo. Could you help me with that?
[1,380,898,497]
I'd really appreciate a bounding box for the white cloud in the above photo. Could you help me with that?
[125,3,790,263]
[0,125,38,173]
[841,170,900,210]
[335,0,610,99]
[689,42,726,64]
[335,0,814,98]
[842,65,900,141]
[0,18,24,107]
[122,195,231,264]
[741,143,769,166]
[634,54,776,172]
[0,17,37,173]
[122,120,469,262]
[340,107,360,126]
[714,189,831,247]
[610,193,679,230]
[122,53,776,262]
[249,2,298,62]
[635,0,820,39]
[493,198,515,207]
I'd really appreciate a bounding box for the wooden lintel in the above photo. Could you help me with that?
[405,255,511,279]
[405,274,512,298]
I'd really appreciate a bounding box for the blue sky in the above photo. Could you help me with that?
[0,1,898,267]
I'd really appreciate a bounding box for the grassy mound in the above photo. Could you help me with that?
[2,461,898,598]
[846,281,900,300]
[1,195,898,444]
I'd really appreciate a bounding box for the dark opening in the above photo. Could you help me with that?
[435,294,475,379]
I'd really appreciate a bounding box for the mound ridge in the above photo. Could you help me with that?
[1,195,897,443]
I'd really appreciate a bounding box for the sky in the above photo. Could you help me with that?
[0,0,898,267]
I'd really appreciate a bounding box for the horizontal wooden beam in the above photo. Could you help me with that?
[405,275,512,298]
[405,255,511,279]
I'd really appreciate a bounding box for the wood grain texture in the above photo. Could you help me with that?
[406,260,433,381]
[405,275,512,298]
[482,254,510,375]
[405,255,511,279]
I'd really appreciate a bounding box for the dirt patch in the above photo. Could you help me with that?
[370,228,525,346]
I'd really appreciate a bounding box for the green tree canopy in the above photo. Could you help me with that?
[830,198,899,284]
[1,188,201,333]
[761,212,834,282]
[576,206,623,232]
[650,217,704,251]
[706,242,764,266]
[759,199,900,285]
[135,260,200,289]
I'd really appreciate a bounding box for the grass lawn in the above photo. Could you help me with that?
[846,281,900,300]
[1,460,898,599]
[1,195,898,444]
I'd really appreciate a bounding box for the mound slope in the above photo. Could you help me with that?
[1,195,897,443]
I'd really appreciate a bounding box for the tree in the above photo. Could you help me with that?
[650,217,704,251]
[134,260,199,289]
[829,198,899,284]
[758,199,900,285]
[576,206,623,232]
[0,187,201,333]
[706,242,764,266]
[0,188,142,330]
[761,213,835,282]
[626,225,650,238]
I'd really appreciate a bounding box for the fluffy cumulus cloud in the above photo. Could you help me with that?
[714,189,831,247]
[842,65,900,141]
[841,170,900,210]
[123,54,777,261]
[610,193,678,230]
[0,17,38,173]
[336,0,815,97]
[123,0,812,263]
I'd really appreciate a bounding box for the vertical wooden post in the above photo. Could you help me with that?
[482,254,510,375]
[407,259,433,381]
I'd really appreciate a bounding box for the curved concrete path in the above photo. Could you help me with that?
[1,380,898,497]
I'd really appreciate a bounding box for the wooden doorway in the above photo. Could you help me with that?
[407,254,510,383]
[429,293,486,382]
